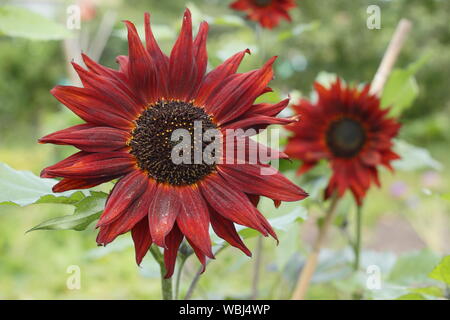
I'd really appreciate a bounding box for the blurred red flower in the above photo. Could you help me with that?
[230,0,296,29]
[285,79,401,205]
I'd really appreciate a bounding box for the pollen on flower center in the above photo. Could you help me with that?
[326,118,366,158]
[129,100,218,186]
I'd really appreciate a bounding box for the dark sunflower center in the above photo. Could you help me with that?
[254,0,272,7]
[130,100,217,186]
[326,118,366,158]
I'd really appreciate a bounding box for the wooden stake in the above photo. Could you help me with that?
[370,19,412,96]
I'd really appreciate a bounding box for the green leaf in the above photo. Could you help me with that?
[0,162,84,207]
[396,293,427,300]
[441,192,450,202]
[393,140,442,171]
[0,5,72,40]
[388,250,440,285]
[35,191,86,205]
[238,207,307,239]
[381,54,430,117]
[410,286,444,298]
[428,255,450,285]
[27,192,107,232]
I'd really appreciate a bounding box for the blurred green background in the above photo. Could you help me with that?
[0,0,449,299]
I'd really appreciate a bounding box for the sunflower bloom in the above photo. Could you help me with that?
[230,0,296,29]
[40,9,308,277]
[285,79,401,206]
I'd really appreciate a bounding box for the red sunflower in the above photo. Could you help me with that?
[39,9,308,277]
[285,78,401,206]
[230,0,296,29]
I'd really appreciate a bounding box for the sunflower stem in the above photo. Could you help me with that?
[353,204,363,271]
[291,194,340,300]
[174,256,187,300]
[149,245,173,300]
[251,236,263,299]
[184,245,227,300]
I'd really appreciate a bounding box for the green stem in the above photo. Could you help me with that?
[353,205,363,271]
[184,245,227,300]
[251,236,263,299]
[174,257,187,300]
[149,245,173,300]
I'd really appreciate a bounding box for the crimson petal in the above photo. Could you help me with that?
[124,20,158,104]
[43,151,135,179]
[196,49,250,106]
[210,208,251,257]
[200,174,273,238]
[148,184,181,248]
[39,124,129,152]
[97,170,148,226]
[218,164,308,202]
[131,218,153,265]
[177,186,214,258]
[163,224,184,278]
[51,86,134,130]
[169,9,197,100]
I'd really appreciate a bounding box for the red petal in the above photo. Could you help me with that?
[44,151,135,179]
[39,124,129,152]
[221,135,288,165]
[51,86,134,130]
[218,164,308,202]
[163,224,184,278]
[72,62,140,117]
[82,53,144,106]
[124,20,158,103]
[242,99,290,118]
[148,184,181,248]
[97,170,148,226]
[222,114,297,131]
[186,238,207,274]
[199,174,273,238]
[195,49,250,106]
[210,208,251,257]
[206,57,276,125]
[177,186,214,258]
[191,21,209,97]
[131,218,153,265]
[360,149,382,166]
[144,12,169,97]
[41,151,88,178]
[52,175,121,192]
[169,9,197,100]
[96,180,157,244]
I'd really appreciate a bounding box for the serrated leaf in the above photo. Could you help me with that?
[0,5,72,40]
[0,162,83,207]
[35,191,86,205]
[393,140,443,171]
[28,192,107,232]
[428,255,450,285]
